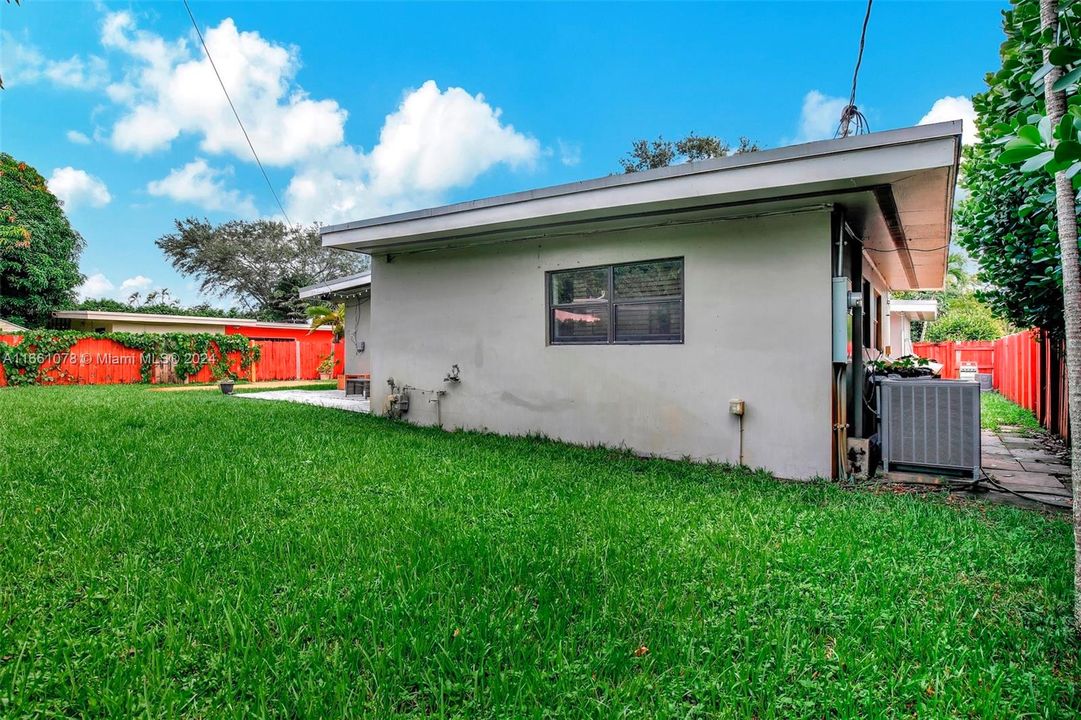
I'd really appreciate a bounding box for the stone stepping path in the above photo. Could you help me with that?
[978,426,1072,510]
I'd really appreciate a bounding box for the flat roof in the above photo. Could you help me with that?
[0,318,27,332]
[52,310,332,331]
[321,122,962,291]
[298,271,372,300]
[889,298,939,321]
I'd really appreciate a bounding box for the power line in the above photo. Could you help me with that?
[837,0,874,138]
[181,0,293,225]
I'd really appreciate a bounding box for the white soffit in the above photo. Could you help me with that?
[322,122,961,289]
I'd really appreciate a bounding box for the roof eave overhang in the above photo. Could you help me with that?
[322,122,961,290]
[297,272,372,300]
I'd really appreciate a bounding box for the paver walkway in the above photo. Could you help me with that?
[978,426,1072,510]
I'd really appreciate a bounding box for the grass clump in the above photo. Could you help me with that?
[0,385,1077,718]
[981,391,1043,432]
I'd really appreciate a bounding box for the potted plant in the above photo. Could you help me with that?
[219,373,236,395]
[867,355,938,379]
[317,353,335,381]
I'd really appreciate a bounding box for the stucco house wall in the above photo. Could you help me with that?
[343,296,371,375]
[860,260,891,361]
[889,311,912,358]
[370,211,834,479]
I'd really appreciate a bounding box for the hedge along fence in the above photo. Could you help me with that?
[0,331,260,387]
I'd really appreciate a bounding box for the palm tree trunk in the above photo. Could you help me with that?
[1040,0,1081,635]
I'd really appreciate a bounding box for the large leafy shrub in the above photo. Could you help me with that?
[0,153,84,327]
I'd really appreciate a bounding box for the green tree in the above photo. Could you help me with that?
[924,296,1007,342]
[955,0,1062,334]
[156,218,368,322]
[305,302,345,342]
[975,0,1080,635]
[620,133,759,173]
[0,153,84,327]
[898,253,1004,341]
[73,297,258,320]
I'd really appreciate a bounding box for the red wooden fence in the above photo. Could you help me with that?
[910,340,995,380]
[914,331,1069,441]
[0,333,341,387]
[991,330,1069,441]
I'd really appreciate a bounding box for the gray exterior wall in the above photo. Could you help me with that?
[343,296,371,375]
[370,211,834,479]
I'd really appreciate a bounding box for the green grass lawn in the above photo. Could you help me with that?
[0,386,1077,718]
[982,391,1044,433]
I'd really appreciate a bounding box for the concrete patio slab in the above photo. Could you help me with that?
[235,389,370,413]
[981,428,1071,511]
[981,455,1024,471]
[1019,461,1071,475]
[884,427,1071,512]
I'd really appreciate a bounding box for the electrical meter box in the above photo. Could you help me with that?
[832,277,853,364]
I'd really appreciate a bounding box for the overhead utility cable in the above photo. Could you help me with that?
[181,0,293,225]
[837,0,874,138]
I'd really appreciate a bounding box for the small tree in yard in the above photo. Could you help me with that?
[306,303,345,342]
[994,0,1081,634]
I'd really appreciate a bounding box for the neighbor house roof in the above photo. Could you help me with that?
[321,122,962,291]
[52,310,332,331]
[297,271,372,300]
[0,318,27,332]
[889,298,939,321]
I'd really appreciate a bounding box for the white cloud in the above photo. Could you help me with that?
[102,13,345,164]
[26,12,539,225]
[792,90,849,144]
[147,159,257,216]
[76,273,155,301]
[76,273,115,299]
[287,81,540,223]
[919,96,978,145]
[0,31,108,90]
[47,167,112,209]
[369,81,539,196]
[119,275,153,293]
[556,139,582,167]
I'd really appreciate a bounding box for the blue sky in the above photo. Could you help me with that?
[1,1,1005,307]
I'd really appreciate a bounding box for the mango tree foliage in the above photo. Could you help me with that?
[956,0,1064,335]
[0,153,84,328]
[998,0,1081,178]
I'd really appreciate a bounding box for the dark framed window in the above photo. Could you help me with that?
[547,258,684,345]
[873,290,883,351]
[862,279,872,349]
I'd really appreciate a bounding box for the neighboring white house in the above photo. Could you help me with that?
[311,122,961,479]
[887,298,939,358]
[50,310,333,338]
[298,271,372,377]
[0,318,27,333]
